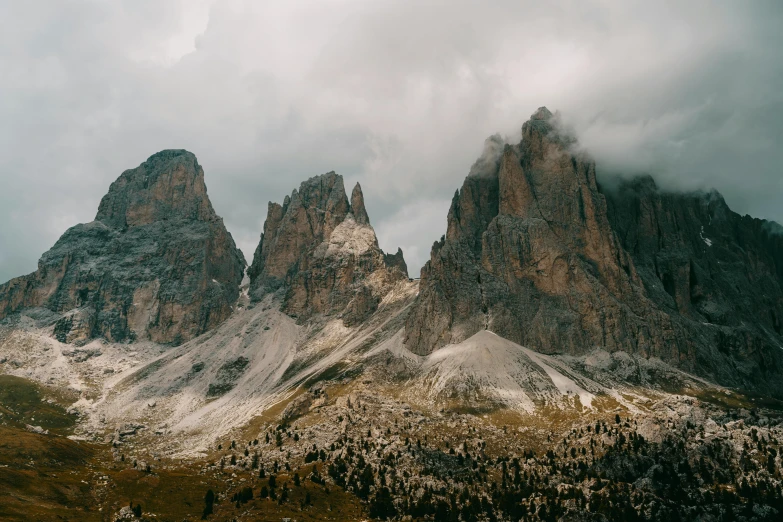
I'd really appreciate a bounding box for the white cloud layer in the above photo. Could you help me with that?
[1,0,782,281]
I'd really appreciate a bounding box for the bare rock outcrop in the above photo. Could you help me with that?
[405,107,783,396]
[604,176,783,393]
[248,172,408,325]
[384,248,408,276]
[350,182,371,225]
[0,150,246,344]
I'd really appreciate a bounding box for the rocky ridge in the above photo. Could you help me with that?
[604,175,783,393]
[0,150,246,345]
[248,172,408,325]
[0,114,782,521]
[405,107,783,397]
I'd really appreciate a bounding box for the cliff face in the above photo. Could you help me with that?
[405,108,783,395]
[0,150,246,345]
[604,177,783,391]
[248,173,408,325]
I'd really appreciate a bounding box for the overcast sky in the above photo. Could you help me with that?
[1,1,782,282]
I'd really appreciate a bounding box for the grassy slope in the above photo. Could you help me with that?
[0,375,367,521]
[5,370,783,521]
[0,375,97,520]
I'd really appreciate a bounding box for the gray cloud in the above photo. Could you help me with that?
[1,1,782,282]
[468,135,506,179]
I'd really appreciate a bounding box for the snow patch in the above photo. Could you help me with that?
[700,226,713,247]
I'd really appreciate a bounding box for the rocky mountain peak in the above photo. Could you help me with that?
[249,172,407,325]
[520,106,577,159]
[467,134,505,179]
[407,107,636,356]
[0,151,245,345]
[405,108,783,397]
[350,182,370,225]
[384,247,408,276]
[531,106,553,120]
[95,149,216,229]
[247,172,351,292]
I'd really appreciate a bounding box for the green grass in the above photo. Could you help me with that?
[210,465,367,521]
[0,375,77,434]
[0,425,98,521]
[7,371,783,521]
[0,374,365,521]
[693,387,783,412]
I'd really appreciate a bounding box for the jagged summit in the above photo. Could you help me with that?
[530,105,553,120]
[249,171,407,325]
[468,134,505,179]
[605,174,783,345]
[351,182,371,225]
[407,107,638,355]
[247,172,352,292]
[95,149,217,229]
[406,108,783,397]
[522,105,577,151]
[0,150,245,344]
[384,247,408,276]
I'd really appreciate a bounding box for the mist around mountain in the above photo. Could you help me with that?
[1,109,783,521]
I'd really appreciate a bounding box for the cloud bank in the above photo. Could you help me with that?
[1,0,781,281]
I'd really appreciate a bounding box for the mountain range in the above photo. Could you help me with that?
[1,108,782,521]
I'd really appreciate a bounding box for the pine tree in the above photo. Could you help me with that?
[358,464,374,499]
[369,487,397,519]
[202,489,215,519]
[239,486,253,503]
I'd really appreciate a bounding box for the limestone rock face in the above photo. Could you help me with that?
[604,176,783,394]
[406,108,645,355]
[405,108,783,396]
[248,173,408,325]
[247,172,348,291]
[350,182,371,225]
[0,150,246,344]
[384,248,408,276]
